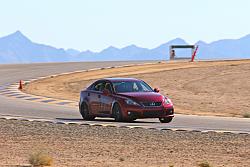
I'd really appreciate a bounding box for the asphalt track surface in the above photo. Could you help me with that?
[0,61,249,134]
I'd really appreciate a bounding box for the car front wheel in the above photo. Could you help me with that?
[113,103,123,122]
[159,117,173,123]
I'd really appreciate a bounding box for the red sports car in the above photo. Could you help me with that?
[79,78,174,123]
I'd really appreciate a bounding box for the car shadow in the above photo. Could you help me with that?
[56,118,158,124]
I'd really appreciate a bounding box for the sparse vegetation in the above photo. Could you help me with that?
[119,157,125,162]
[243,112,250,118]
[230,64,238,66]
[198,161,212,167]
[29,150,53,167]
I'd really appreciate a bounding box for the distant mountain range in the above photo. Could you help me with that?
[0,31,250,64]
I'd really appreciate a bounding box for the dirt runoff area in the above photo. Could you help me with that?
[24,60,250,117]
[0,119,249,167]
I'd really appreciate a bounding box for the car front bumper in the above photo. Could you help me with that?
[124,106,174,119]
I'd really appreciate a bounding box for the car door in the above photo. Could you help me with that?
[88,81,105,115]
[100,82,114,115]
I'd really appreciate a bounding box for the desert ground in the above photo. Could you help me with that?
[24,60,250,117]
[0,119,249,167]
[2,60,250,167]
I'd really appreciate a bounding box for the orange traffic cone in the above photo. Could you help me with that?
[18,80,23,90]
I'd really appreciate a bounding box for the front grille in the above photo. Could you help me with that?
[141,101,162,107]
[143,110,165,117]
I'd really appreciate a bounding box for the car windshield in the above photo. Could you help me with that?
[112,80,153,93]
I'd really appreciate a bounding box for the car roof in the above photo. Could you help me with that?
[102,78,141,82]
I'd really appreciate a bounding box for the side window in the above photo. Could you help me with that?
[140,82,153,92]
[133,82,139,92]
[92,81,106,92]
[141,84,148,91]
[105,82,113,93]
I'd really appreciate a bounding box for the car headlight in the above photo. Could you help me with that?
[125,99,140,106]
[164,97,172,105]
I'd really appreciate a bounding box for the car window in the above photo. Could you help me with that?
[113,81,153,93]
[105,82,113,93]
[92,81,106,92]
[133,82,139,91]
[141,82,151,92]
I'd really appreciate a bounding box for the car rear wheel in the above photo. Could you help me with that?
[80,103,95,121]
[113,103,123,122]
[159,117,173,123]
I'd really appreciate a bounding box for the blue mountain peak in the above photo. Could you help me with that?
[168,38,187,44]
[196,40,207,45]
[122,44,139,50]
[5,30,31,43]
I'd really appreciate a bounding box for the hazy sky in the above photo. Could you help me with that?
[0,0,250,51]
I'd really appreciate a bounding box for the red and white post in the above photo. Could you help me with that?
[191,45,199,62]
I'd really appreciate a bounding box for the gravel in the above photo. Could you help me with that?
[0,119,249,167]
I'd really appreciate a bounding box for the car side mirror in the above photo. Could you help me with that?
[154,88,160,93]
[103,89,111,96]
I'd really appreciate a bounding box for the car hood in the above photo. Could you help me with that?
[117,92,164,102]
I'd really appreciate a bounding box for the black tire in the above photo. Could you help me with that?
[159,117,173,123]
[127,118,137,122]
[113,103,123,122]
[80,103,95,121]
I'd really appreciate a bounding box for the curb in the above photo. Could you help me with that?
[0,114,248,134]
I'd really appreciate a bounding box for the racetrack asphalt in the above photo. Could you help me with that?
[0,61,249,134]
